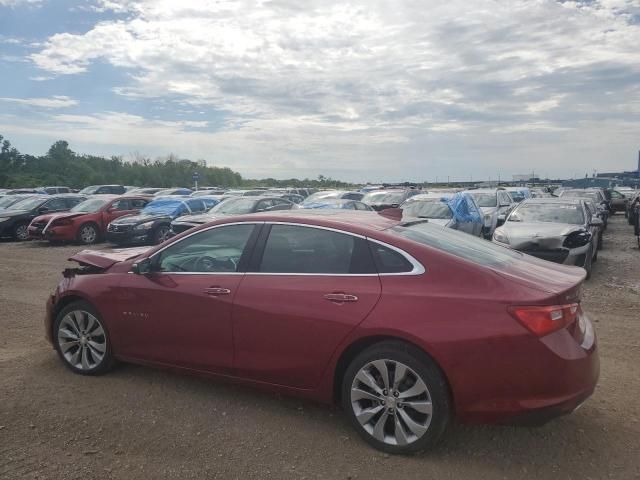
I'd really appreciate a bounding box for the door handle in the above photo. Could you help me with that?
[204,287,231,296]
[324,293,358,303]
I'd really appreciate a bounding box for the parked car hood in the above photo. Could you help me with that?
[172,212,226,225]
[69,247,152,269]
[33,211,90,223]
[112,212,171,225]
[500,222,585,250]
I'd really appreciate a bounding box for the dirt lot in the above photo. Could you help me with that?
[1,215,639,480]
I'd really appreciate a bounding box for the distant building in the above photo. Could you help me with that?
[513,174,534,182]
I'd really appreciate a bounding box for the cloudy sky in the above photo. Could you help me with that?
[0,0,639,182]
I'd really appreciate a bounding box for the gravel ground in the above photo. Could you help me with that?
[1,215,639,480]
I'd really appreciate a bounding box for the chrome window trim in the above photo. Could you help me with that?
[140,221,263,274]
[139,220,425,277]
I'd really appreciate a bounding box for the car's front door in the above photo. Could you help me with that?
[231,224,382,389]
[112,223,259,373]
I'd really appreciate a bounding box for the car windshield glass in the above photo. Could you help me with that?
[561,191,598,202]
[141,199,187,216]
[79,186,99,194]
[508,204,584,224]
[470,193,497,207]
[391,222,521,266]
[402,200,452,219]
[304,191,342,202]
[507,191,525,202]
[71,198,108,213]
[7,196,46,210]
[210,198,256,214]
[363,192,404,204]
[0,195,31,208]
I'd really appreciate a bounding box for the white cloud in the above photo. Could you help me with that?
[0,95,77,108]
[13,0,640,179]
[0,0,43,6]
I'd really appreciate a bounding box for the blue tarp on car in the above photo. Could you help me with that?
[443,192,483,224]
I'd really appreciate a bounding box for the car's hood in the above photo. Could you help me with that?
[112,212,170,224]
[33,211,89,223]
[402,216,450,227]
[69,246,152,269]
[172,213,225,225]
[500,222,584,250]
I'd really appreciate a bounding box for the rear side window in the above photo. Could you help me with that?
[258,225,375,274]
[369,242,413,273]
[391,222,521,266]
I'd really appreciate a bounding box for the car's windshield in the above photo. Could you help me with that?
[391,222,521,266]
[71,198,108,213]
[210,197,256,214]
[507,190,526,202]
[402,200,452,219]
[508,203,584,224]
[7,196,47,210]
[363,191,405,204]
[141,199,188,216]
[79,186,99,194]
[304,191,343,202]
[560,191,599,202]
[470,193,497,207]
[0,195,34,208]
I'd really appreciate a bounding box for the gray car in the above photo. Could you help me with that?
[492,198,602,278]
[400,192,484,236]
[467,188,515,238]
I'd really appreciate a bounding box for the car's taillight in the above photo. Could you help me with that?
[508,303,580,336]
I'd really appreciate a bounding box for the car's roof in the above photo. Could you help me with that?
[408,192,454,200]
[217,209,399,232]
[467,189,500,194]
[521,198,583,205]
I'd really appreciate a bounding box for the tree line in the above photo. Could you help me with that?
[0,134,355,190]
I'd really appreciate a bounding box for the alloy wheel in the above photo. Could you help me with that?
[156,226,171,244]
[57,310,107,371]
[80,225,97,244]
[15,224,28,241]
[350,359,433,446]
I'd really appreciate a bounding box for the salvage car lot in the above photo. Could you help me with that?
[1,216,639,479]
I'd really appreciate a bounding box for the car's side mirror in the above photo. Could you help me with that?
[590,218,604,227]
[131,257,152,274]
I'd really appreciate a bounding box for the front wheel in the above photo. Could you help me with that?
[342,341,451,454]
[13,223,29,241]
[54,301,115,375]
[77,223,99,245]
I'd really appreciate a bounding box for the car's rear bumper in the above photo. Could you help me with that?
[457,315,599,425]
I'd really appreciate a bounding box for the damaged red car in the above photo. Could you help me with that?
[29,195,150,244]
[44,210,598,454]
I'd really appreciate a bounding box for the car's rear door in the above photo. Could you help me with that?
[231,223,382,389]
[112,223,260,373]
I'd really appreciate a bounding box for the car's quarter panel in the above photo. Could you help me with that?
[340,234,597,424]
[111,271,241,373]
[231,274,381,389]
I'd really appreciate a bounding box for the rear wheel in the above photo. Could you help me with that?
[54,301,115,375]
[583,245,593,279]
[342,341,451,454]
[77,223,99,245]
[13,223,29,241]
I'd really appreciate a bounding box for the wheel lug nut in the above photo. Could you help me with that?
[393,391,399,397]
[383,389,388,396]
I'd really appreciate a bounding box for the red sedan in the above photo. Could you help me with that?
[44,211,598,453]
[29,195,150,244]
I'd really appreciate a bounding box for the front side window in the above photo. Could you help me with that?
[111,200,130,211]
[156,224,255,273]
[44,198,67,211]
[258,225,374,274]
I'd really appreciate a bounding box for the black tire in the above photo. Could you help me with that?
[13,222,29,241]
[53,300,115,375]
[583,245,593,280]
[153,225,171,245]
[341,340,452,454]
[597,232,603,251]
[77,222,100,245]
